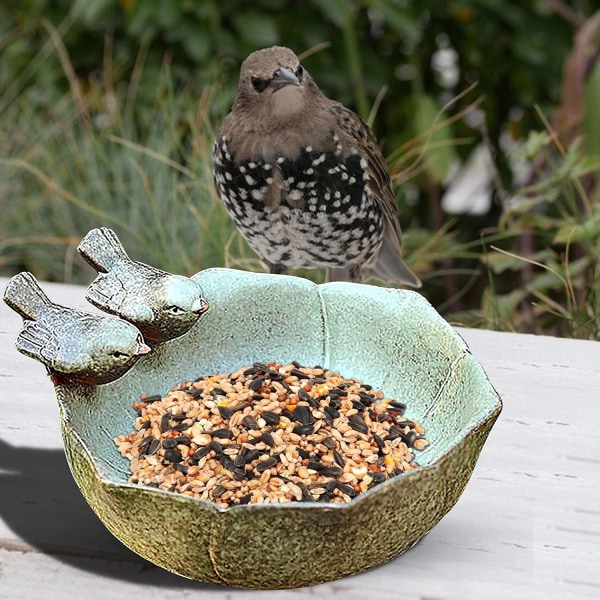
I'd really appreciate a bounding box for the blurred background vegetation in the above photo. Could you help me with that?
[1,0,599,338]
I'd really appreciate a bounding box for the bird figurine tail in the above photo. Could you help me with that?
[3,272,54,320]
[78,227,130,273]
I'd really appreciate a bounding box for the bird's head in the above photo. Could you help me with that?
[233,46,322,130]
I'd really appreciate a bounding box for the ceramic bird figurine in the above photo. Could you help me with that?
[77,228,209,344]
[213,46,421,287]
[3,272,150,385]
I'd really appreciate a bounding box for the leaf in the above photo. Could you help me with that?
[554,208,600,245]
[583,31,600,159]
[413,94,455,182]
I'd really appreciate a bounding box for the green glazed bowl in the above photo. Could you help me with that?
[55,268,501,589]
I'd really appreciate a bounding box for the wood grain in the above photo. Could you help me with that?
[1,278,598,599]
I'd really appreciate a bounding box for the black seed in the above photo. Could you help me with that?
[333,387,348,396]
[220,455,232,469]
[210,440,224,454]
[230,402,248,412]
[358,391,374,405]
[232,468,247,481]
[188,458,198,466]
[297,481,312,500]
[251,394,263,402]
[333,449,345,467]
[138,434,153,452]
[162,438,176,449]
[307,460,325,471]
[320,466,343,477]
[389,400,407,415]
[280,409,295,422]
[261,411,280,425]
[323,412,334,427]
[324,405,340,419]
[239,493,253,505]
[147,438,161,455]
[218,406,234,420]
[248,377,264,391]
[372,472,386,484]
[256,457,277,472]
[140,420,151,430]
[338,483,357,498]
[325,480,338,493]
[143,394,162,403]
[252,362,269,371]
[403,430,417,447]
[329,396,342,410]
[322,436,337,450]
[261,432,275,447]
[242,416,259,430]
[348,417,369,434]
[376,413,389,423]
[176,463,189,475]
[212,428,234,439]
[362,384,373,391]
[188,388,204,398]
[213,485,226,498]
[318,492,332,502]
[297,388,311,402]
[293,424,314,435]
[312,377,326,384]
[293,405,312,425]
[164,448,182,463]
[307,395,321,408]
[167,483,177,492]
[243,366,260,375]
[146,482,160,488]
[291,368,308,379]
[351,399,366,412]
[233,455,246,468]
[373,433,386,450]
[160,414,171,433]
[210,387,226,396]
[170,413,188,421]
[193,447,211,460]
[244,449,260,463]
[174,435,192,445]
[297,447,310,460]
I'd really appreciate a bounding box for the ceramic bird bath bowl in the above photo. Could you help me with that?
[9,265,502,589]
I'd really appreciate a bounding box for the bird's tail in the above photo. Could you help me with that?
[3,272,53,320]
[77,227,130,273]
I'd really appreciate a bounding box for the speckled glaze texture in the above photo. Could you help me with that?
[54,268,502,589]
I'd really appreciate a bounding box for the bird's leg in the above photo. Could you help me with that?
[326,265,363,283]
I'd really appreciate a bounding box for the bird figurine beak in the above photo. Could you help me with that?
[137,341,152,355]
[270,67,300,91]
[193,297,210,316]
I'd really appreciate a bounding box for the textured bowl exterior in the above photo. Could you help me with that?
[54,268,502,589]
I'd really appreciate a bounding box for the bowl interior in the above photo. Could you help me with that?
[55,268,501,490]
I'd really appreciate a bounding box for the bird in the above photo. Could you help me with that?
[77,227,209,344]
[213,45,421,287]
[3,272,151,385]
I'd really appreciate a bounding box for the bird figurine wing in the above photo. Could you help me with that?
[14,318,61,368]
[78,227,131,273]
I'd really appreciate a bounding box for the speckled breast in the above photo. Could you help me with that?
[213,138,384,268]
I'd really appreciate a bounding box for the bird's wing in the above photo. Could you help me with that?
[78,227,131,272]
[332,104,421,287]
[15,319,62,369]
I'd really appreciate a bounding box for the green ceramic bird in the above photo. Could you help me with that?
[3,272,150,385]
[77,228,209,344]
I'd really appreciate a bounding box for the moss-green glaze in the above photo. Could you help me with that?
[53,269,502,589]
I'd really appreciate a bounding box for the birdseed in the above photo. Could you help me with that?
[115,362,429,509]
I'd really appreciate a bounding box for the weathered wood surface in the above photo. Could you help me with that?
[0,278,598,599]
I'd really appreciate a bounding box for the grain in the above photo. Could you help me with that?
[115,362,428,509]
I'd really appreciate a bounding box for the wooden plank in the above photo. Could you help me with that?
[0,278,599,598]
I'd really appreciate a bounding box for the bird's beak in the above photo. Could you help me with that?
[270,67,300,91]
[193,297,210,316]
[137,341,152,355]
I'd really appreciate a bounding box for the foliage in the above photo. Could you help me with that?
[1,1,600,338]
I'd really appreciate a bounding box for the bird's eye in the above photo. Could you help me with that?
[165,305,186,316]
[251,76,268,92]
[295,65,304,80]
[110,350,128,360]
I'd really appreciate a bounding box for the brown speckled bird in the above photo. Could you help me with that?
[213,46,421,286]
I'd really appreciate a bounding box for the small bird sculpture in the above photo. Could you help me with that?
[3,272,150,385]
[213,46,421,286]
[77,228,209,344]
